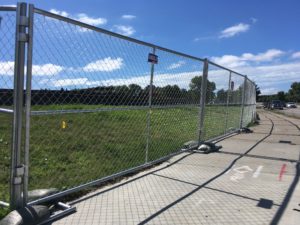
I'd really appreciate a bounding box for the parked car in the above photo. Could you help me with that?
[281,101,286,107]
[263,102,269,108]
[269,100,283,110]
[286,102,297,108]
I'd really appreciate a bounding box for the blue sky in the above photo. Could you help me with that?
[1,0,300,94]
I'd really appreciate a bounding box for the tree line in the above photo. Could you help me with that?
[0,76,246,106]
[258,82,300,102]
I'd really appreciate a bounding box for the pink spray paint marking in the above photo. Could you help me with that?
[279,164,287,181]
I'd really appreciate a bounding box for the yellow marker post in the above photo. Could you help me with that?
[61,121,67,129]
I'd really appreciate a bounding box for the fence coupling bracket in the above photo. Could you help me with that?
[19,16,29,26]
[18,32,29,42]
[13,165,25,185]
[18,14,30,42]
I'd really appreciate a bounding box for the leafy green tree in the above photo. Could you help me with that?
[254,82,261,100]
[129,84,142,96]
[288,82,300,102]
[189,76,216,103]
[277,91,286,101]
[216,89,227,103]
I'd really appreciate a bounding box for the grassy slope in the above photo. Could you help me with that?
[0,104,241,218]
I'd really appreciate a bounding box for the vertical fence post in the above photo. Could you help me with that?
[250,82,253,123]
[252,83,256,123]
[145,47,156,163]
[10,2,28,209]
[239,75,247,129]
[198,59,208,144]
[224,72,232,134]
[23,4,34,205]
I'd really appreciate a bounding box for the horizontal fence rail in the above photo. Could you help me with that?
[0,2,257,214]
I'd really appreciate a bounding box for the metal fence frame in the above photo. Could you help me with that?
[0,2,257,210]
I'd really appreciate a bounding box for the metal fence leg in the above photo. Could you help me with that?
[198,59,208,144]
[145,47,156,163]
[239,76,247,129]
[10,2,28,209]
[224,72,232,134]
[23,4,34,205]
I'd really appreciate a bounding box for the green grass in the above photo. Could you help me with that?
[0,113,12,212]
[204,105,242,139]
[0,104,242,218]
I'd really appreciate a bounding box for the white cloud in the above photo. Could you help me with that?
[121,15,136,20]
[32,64,64,76]
[291,51,300,59]
[52,78,88,87]
[76,13,107,26]
[113,25,135,36]
[0,61,14,75]
[49,9,107,26]
[260,88,278,95]
[241,62,300,83]
[210,49,300,94]
[211,49,285,68]
[241,49,284,62]
[37,56,300,96]
[228,61,300,94]
[48,70,227,91]
[49,9,69,17]
[83,57,124,72]
[106,71,200,88]
[0,61,63,76]
[193,36,216,42]
[87,53,296,95]
[219,23,250,38]
[43,70,201,88]
[167,61,186,70]
[211,55,247,68]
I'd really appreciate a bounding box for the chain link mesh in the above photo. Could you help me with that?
[29,13,153,194]
[0,10,16,213]
[203,64,230,140]
[227,72,245,130]
[149,49,202,161]
[242,79,256,127]
[0,7,257,210]
[28,12,257,201]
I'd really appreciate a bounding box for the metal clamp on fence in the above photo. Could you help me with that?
[13,165,25,185]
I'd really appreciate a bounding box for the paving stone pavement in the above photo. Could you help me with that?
[53,111,300,225]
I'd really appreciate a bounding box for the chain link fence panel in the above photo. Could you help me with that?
[203,63,230,140]
[29,11,154,196]
[242,79,256,127]
[0,9,16,215]
[0,4,257,211]
[149,49,203,161]
[28,9,258,203]
[226,72,245,131]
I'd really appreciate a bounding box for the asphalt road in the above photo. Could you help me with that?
[53,110,300,225]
